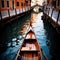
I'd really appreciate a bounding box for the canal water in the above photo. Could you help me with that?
[0,11,60,60]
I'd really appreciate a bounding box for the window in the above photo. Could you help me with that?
[26,1,28,4]
[21,2,23,6]
[1,1,4,8]
[7,1,9,7]
[25,2,28,6]
[52,0,56,8]
[12,1,14,9]
[17,2,19,6]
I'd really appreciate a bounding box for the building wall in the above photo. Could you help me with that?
[48,0,60,9]
[44,0,60,33]
[0,0,31,20]
[0,0,31,11]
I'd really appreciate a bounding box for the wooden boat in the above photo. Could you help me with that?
[16,27,42,60]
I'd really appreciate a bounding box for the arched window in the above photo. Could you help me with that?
[7,1,9,7]
[17,2,19,6]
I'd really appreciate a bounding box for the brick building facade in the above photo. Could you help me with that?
[43,0,60,33]
[0,0,31,11]
[0,0,31,20]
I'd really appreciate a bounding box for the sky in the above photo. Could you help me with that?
[31,0,45,6]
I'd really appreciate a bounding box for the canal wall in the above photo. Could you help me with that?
[43,5,60,33]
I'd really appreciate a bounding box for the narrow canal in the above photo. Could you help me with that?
[0,11,60,60]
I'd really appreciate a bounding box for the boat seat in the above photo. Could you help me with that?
[24,39,36,42]
[20,49,40,52]
[20,51,39,60]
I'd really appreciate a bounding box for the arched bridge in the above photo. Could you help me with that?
[31,4,43,10]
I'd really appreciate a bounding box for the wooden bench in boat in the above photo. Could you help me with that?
[19,51,39,60]
[24,39,36,42]
[21,39,40,52]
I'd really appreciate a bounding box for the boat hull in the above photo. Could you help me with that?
[16,30,42,60]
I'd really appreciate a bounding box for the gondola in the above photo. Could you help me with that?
[15,26,42,60]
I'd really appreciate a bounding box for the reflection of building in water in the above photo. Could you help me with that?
[43,19,60,60]
[31,13,37,23]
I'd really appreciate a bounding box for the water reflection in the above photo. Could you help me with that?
[0,11,60,60]
[43,20,60,60]
[31,12,50,60]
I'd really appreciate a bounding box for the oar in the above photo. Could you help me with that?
[41,48,48,60]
